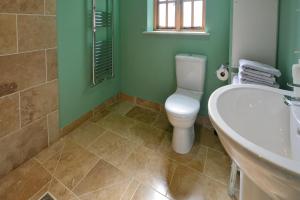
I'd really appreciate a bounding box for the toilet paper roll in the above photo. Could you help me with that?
[216,66,229,81]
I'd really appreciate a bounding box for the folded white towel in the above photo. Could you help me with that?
[238,76,279,88]
[238,71,276,84]
[239,59,281,77]
[240,67,274,78]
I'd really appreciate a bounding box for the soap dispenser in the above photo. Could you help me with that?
[292,59,300,97]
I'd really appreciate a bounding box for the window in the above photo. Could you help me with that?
[154,0,206,31]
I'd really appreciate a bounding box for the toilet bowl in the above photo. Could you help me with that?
[165,54,206,154]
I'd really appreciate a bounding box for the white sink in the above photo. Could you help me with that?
[208,84,300,200]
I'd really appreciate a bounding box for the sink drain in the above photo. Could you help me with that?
[39,192,56,200]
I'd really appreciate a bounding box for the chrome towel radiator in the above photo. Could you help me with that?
[92,0,114,86]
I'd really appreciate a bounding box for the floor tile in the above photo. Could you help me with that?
[132,184,169,200]
[96,113,136,137]
[107,101,135,115]
[28,182,50,200]
[196,126,226,153]
[168,164,231,200]
[48,178,79,200]
[79,180,130,200]
[67,121,105,147]
[128,122,166,150]
[90,109,110,123]
[121,179,140,200]
[120,146,176,196]
[152,114,173,132]
[73,159,129,196]
[159,131,207,173]
[126,106,158,124]
[35,138,66,175]
[35,138,65,164]
[88,131,138,166]
[0,159,51,200]
[52,140,99,190]
[204,149,231,184]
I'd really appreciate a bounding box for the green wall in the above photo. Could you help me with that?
[119,0,231,116]
[57,0,120,127]
[278,0,300,87]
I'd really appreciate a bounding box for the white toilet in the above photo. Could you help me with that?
[165,54,206,154]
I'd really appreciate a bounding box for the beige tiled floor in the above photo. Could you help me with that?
[0,101,232,200]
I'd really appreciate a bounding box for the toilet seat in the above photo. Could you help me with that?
[165,93,200,118]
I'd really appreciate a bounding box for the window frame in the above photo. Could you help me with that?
[154,0,206,32]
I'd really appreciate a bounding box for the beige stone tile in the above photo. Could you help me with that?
[35,138,65,164]
[97,113,136,136]
[46,49,58,81]
[53,140,99,190]
[0,14,17,55]
[120,146,176,196]
[0,51,46,97]
[107,101,134,115]
[128,122,166,150]
[126,106,158,124]
[0,118,48,177]
[0,93,20,138]
[204,149,231,184]
[49,178,79,200]
[121,179,140,200]
[62,111,92,136]
[21,81,58,126]
[67,122,105,147]
[88,131,138,167]
[0,0,18,13]
[152,113,172,132]
[73,159,130,196]
[132,184,169,200]
[18,0,44,14]
[168,164,231,200]
[158,131,207,173]
[45,0,56,15]
[48,110,61,144]
[90,109,110,123]
[197,125,226,153]
[28,182,50,200]
[18,15,56,51]
[79,179,133,200]
[0,159,51,200]
[35,138,65,174]
[136,98,161,112]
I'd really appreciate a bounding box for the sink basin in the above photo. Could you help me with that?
[208,84,300,200]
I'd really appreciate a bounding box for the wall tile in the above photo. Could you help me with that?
[47,110,60,144]
[0,118,48,177]
[45,0,56,15]
[0,51,46,97]
[46,49,57,81]
[0,0,18,13]
[0,94,20,139]
[0,14,17,55]
[18,0,44,14]
[21,81,58,126]
[18,15,56,51]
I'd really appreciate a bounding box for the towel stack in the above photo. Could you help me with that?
[238,59,281,88]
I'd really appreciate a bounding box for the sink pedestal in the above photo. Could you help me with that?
[240,171,272,200]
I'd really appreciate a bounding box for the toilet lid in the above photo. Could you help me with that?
[165,93,200,118]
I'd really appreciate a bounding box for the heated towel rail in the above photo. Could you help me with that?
[92,0,114,86]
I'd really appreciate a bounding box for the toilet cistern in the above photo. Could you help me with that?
[165,54,207,154]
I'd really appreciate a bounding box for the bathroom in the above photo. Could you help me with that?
[0,0,299,199]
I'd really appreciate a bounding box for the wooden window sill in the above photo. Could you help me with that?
[143,30,210,36]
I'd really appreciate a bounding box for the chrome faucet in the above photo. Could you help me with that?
[283,83,300,106]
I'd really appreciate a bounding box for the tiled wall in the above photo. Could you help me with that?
[0,0,60,178]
